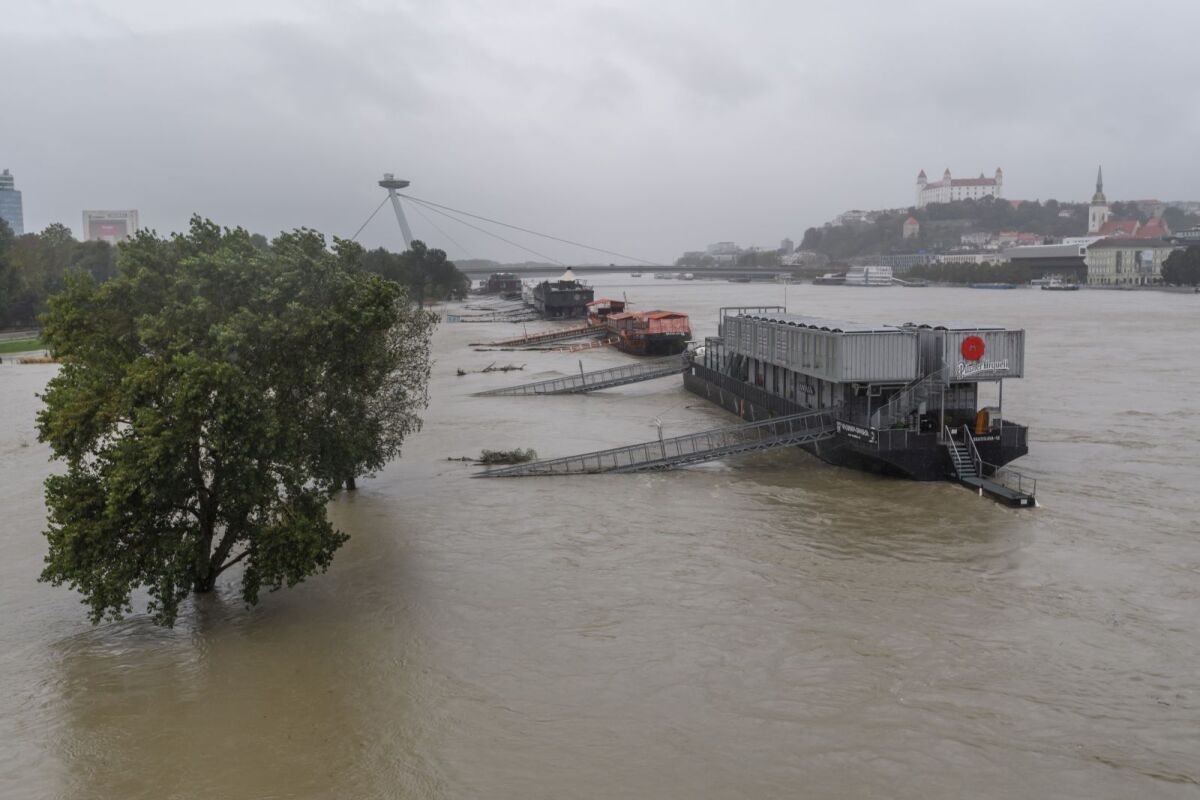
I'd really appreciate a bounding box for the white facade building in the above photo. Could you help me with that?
[916,168,1003,208]
[83,209,140,243]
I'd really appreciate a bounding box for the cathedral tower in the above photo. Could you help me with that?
[1088,166,1110,234]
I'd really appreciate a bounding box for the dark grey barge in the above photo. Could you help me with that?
[685,307,1036,505]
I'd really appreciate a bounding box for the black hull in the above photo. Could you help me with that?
[616,334,689,357]
[683,368,1028,482]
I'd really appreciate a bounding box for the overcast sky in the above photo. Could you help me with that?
[3,0,1198,264]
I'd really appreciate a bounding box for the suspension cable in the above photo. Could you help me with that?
[350,195,391,242]
[398,193,659,266]
[402,196,565,266]
[405,199,474,259]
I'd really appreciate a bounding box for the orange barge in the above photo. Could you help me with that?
[588,299,691,356]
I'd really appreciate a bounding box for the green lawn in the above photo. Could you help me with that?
[0,337,44,354]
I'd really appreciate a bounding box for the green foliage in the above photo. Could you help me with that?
[36,217,436,626]
[0,220,118,329]
[801,197,1089,260]
[360,240,469,303]
[478,448,537,464]
[0,336,42,354]
[1161,246,1200,286]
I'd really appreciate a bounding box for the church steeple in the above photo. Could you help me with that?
[1088,165,1110,234]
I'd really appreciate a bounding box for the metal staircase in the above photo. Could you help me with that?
[475,357,686,396]
[478,409,836,477]
[871,366,949,429]
[945,425,1037,508]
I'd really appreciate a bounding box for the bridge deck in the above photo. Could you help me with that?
[475,358,685,396]
[478,409,836,476]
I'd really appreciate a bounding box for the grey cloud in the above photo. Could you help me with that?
[2,0,1198,263]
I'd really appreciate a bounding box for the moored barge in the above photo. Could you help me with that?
[588,299,692,356]
[526,268,595,319]
[686,306,1035,504]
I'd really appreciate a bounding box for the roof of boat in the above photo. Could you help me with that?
[737,311,900,334]
[902,321,1006,331]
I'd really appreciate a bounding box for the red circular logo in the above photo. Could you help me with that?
[961,336,985,361]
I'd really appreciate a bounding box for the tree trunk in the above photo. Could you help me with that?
[345,475,357,491]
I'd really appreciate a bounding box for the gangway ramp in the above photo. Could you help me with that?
[478,409,836,476]
[473,324,603,348]
[474,358,685,396]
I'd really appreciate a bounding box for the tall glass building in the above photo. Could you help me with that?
[0,169,24,235]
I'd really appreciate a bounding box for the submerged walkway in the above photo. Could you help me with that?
[474,357,685,396]
[473,324,603,348]
[478,409,836,476]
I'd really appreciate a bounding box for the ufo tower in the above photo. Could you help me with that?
[378,173,414,248]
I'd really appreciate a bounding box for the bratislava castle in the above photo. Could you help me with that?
[916,167,1003,208]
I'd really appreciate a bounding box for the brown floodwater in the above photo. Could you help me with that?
[2,278,1198,799]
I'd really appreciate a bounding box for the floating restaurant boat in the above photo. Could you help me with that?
[583,298,691,356]
[605,310,691,356]
[970,282,1017,289]
[843,265,894,286]
[527,268,595,319]
[685,307,1035,505]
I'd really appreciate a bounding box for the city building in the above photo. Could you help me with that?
[902,216,920,239]
[82,209,140,243]
[780,237,794,255]
[1170,225,1200,244]
[936,253,1006,265]
[1084,238,1177,286]
[1006,243,1089,282]
[960,231,993,248]
[916,168,1003,208]
[0,169,24,235]
[849,253,936,274]
[1086,167,1171,239]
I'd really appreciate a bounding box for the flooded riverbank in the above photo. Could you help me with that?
[2,279,1198,798]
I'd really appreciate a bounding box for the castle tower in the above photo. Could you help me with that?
[916,169,927,206]
[1088,165,1110,234]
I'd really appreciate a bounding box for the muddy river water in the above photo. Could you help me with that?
[1,278,1198,798]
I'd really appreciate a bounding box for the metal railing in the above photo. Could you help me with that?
[475,357,685,396]
[479,408,836,477]
[989,466,1037,497]
[477,323,602,347]
[870,367,949,430]
[959,425,1037,497]
[687,363,808,419]
[962,425,984,477]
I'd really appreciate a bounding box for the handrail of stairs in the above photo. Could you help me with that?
[871,366,949,430]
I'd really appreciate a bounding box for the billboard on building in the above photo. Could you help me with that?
[83,210,140,243]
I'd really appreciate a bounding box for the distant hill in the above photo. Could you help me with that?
[798,197,1187,260]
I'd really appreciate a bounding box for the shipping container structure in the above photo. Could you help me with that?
[685,308,1031,483]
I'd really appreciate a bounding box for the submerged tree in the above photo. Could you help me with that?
[37,218,435,625]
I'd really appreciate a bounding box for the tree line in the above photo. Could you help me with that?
[1162,246,1200,286]
[0,218,469,330]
